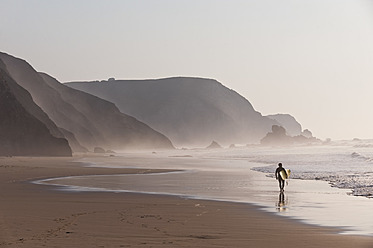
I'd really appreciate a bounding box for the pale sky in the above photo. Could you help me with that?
[1,0,373,140]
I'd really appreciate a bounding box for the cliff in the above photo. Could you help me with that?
[0,59,72,156]
[0,52,174,151]
[67,78,279,146]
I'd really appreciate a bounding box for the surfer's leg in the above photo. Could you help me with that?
[278,179,282,190]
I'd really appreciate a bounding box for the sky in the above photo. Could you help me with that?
[1,0,373,141]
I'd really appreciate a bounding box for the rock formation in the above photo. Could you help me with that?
[206,141,222,149]
[261,125,319,146]
[94,147,106,153]
[260,125,293,145]
[266,114,302,136]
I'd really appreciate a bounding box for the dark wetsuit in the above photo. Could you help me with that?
[275,167,286,191]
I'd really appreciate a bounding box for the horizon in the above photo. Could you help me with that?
[2,0,373,141]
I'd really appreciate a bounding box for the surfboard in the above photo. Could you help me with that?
[280,169,291,180]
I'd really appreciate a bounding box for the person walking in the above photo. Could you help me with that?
[275,163,287,191]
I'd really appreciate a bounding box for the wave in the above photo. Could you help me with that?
[252,163,373,199]
[351,152,373,162]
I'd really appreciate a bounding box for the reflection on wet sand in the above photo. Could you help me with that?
[277,191,288,212]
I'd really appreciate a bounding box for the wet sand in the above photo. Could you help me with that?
[0,156,372,247]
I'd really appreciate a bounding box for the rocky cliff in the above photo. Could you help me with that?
[0,52,174,151]
[0,59,72,156]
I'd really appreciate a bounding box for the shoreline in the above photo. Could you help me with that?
[0,156,373,247]
[35,152,373,236]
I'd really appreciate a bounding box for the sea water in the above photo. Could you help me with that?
[36,140,373,235]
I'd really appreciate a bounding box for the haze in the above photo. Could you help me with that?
[1,0,373,141]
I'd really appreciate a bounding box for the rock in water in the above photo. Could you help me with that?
[94,147,105,153]
[206,141,222,149]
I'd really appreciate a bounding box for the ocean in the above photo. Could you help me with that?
[36,140,373,236]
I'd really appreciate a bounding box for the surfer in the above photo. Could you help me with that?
[275,163,286,191]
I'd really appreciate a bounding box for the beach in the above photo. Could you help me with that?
[0,155,372,247]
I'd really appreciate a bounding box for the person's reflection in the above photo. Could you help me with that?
[276,191,287,212]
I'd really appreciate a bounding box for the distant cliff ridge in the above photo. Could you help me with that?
[0,59,72,156]
[0,52,174,152]
[67,78,281,146]
[0,51,311,152]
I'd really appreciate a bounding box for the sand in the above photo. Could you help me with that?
[0,156,372,248]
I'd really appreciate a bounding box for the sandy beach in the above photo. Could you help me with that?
[0,155,373,248]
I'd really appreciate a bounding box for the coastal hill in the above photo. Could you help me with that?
[0,52,174,152]
[0,59,72,156]
[67,78,284,147]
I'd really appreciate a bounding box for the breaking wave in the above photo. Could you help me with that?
[251,145,373,198]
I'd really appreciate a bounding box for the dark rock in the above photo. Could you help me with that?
[301,129,313,138]
[206,141,222,149]
[261,125,320,146]
[266,114,302,137]
[94,147,105,153]
[260,125,293,146]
